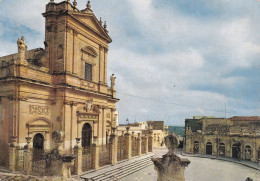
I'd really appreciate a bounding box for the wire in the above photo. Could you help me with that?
[117,91,232,114]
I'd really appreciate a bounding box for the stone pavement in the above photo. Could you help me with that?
[0,171,77,181]
[120,148,260,181]
[182,152,260,171]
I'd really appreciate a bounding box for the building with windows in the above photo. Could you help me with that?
[185,116,260,163]
[118,121,169,147]
[0,0,119,165]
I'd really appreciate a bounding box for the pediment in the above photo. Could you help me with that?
[82,46,98,57]
[69,13,112,43]
[26,117,52,127]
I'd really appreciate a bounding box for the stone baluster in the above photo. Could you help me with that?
[73,138,82,175]
[92,136,99,170]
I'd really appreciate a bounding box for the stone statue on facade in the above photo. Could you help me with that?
[84,99,93,112]
[17,36,28,64]
[152,134,190,181]
[17,36,27,53]
[110,74,116,89]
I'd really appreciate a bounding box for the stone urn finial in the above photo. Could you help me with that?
[24,137,32,149]
[73,0,77,7]
[52,130,65,153]
[126,126,130,133]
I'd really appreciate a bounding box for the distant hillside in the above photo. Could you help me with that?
[168,126,185,137]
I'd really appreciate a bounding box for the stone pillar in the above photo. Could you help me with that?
[144,135,148,154]
[61,156,75,181]
[74,138,82,175]
[148,132,154,153]
[9,136,17,172]
[23,137,32,175]
[109,130,118,165]
[137,133,142,156]
[125,127,132,160]
[92,137,99,170]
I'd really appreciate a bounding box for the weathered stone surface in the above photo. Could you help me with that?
[152,134,190,181]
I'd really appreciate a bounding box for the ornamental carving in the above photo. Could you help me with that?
[29,105,49,115]
[64,100,78,106]
[107,113,111,118]
[92,105,101,114]
[205,124,229,135]
[81,81,97,91]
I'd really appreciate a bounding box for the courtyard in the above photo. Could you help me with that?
[120,148,260,181]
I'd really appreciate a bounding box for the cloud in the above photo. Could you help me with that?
[1,0,260,125]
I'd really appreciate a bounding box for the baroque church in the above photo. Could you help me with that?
[0,0,119,152]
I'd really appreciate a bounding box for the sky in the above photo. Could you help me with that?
[0,0,260,126]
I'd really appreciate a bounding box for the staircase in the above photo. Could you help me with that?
[80,154,157,181]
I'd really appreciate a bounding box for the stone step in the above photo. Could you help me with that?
[92,159,152,180]
[81,154,154,178]
[94,159,153,181]
[81,154,158,181]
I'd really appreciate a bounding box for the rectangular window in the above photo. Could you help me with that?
[85,63,92,81]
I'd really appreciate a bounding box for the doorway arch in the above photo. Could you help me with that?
[245,145,252,160]
[193,141,199,154]
[232,143,240,158]
[82,123,92,148]
[219,143,225,156]
[33,133,44,150]
[206,142,212,155]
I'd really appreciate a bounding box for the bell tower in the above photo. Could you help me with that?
[42,0,112,87]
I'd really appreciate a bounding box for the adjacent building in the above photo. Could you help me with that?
[185,116,260,162]
[118,121,169,147]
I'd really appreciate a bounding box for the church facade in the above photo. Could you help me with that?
[0,0,119,156]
